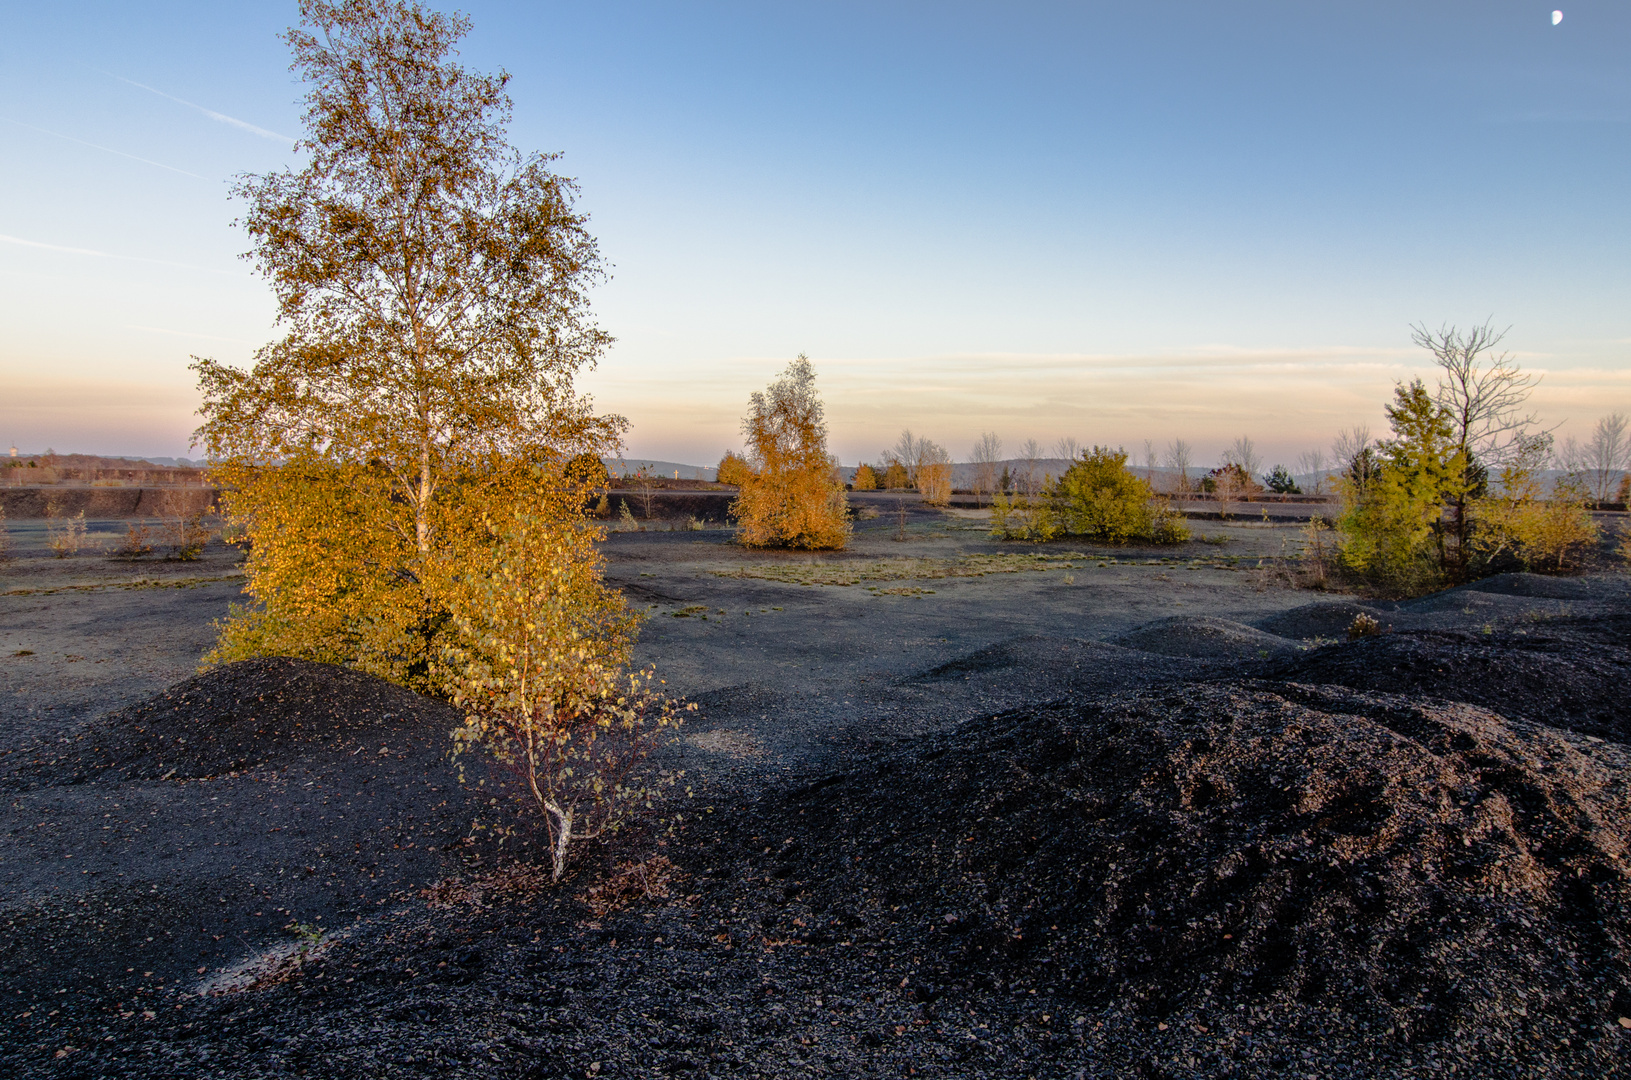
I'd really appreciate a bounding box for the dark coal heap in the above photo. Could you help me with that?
[9,629,1631,1077]
[709,681,1631,1064]
[1263,629,1631,743]
[5,657,460,784]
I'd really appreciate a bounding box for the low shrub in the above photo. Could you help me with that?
[1475,462,1598,573]
[1347,613,1381,639]
[115,523,155,558]
[992,447,1189,545]
[162,513,212,560]
[46,506,88,558]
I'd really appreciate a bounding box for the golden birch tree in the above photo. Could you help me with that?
[732,355,850,549]
[193,0,623,686]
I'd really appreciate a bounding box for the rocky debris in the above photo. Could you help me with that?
[1264,629,1631,744]
[1114,615,1303,659]
[10,671,1630,1077]
[1435,572,1620,602]
[2,657,461,785]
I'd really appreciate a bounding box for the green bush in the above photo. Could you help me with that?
[992,446,1188,544]
[1264,465,1301,494]
[1334,379,1465,595]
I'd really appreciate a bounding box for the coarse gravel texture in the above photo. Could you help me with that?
[5,669,1629,1077]
[4,509,1631,1077]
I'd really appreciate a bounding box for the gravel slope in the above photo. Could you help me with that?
[5,639,1631,1077]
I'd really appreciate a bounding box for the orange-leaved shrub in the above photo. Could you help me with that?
[731,355,850,549]
[716,451,753,486]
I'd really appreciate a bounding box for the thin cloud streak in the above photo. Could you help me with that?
[0,233,242,277]
[0,117,211,180]
[126,324,255,345]
[109,73,295,144]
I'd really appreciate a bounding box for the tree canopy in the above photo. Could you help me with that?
[731,355,850,549]
[194,0,625,688]
[196,0,620,554]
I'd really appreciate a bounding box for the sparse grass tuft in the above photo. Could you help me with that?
[1347,613,1381,639]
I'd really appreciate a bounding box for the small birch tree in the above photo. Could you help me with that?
[732,355,850,549]
[917,440,953,506]
[442,498,689,881]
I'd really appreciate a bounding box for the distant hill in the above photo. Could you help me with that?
[605,459,717,482]
[5,453,202,470]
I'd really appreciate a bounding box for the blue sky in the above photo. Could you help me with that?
[2,1,1626,467]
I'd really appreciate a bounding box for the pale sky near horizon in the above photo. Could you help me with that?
[2,1,1627,469]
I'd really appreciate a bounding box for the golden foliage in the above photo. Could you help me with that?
[851,463,879,491]
[1476,460,1599,573]
[203,456,434,680]
[194,1,626,693]
[715,451,754,487]
[732,355,851,550]
[918,461,952,506]
[441,498,689,880]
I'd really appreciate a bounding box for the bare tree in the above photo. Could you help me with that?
[1018,438,1042,496]
[1414,320,1540,468]
[1222,435,1261,479]
[1053,436,1080,462]
[1558,413,1629,504]
[1164,439,1193,493]
[1296,448,1329,496]
[970,431,1003,506]
[1413,319,1543,580]
[892,430,924,487]
[1143,440,1158,486]
[1331,426,1371,471]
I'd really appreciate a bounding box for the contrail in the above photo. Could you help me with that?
[0,233,242,277]
[109,73,295,144]
[1,117,211,180]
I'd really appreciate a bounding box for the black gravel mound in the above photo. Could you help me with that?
[3,657,461,785]
[1254,599,1393,640]
[1113,615,1302,659]
[713,684,1631,1061]
[49,678,1627,1079]
[1262,630,1631,743]
[1442,572,1614,601]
